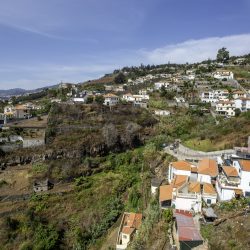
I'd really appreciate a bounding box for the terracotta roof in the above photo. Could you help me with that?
[191,166,198,173]
[171,175,188,188]
[188,182,201,193]
[159,185,173,202]
[203,183,216,195]
[15,104,26,110]
[124,213,142,229]
[222,166,238,177]
[122,226,135,235]
[239,160,250,172]
[171,161,191,171]
[234,189,243,195]
[198,158,218,177]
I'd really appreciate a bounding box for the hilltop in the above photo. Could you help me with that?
[0,50,250,250]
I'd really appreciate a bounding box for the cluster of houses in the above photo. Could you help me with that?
[156,155,250,213]
[2,103,41,120]
[115,150,250,249]
[200,89,250,117]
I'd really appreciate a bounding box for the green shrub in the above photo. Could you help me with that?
[32,163,48,173]
[34,224,60,250]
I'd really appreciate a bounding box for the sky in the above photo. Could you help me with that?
[0,0,250,90]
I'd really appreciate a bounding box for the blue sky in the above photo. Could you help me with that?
[0,0,250,89]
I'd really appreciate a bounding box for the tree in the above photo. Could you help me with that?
[95,95,104,105]
[114,72,126,84]
[102,124,118,148]
[217,47,230,63]
[86,96,94,104]
[235,108,241,117]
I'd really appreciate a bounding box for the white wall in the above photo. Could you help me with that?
[203,195,217,205]
[121,233,130,246]
[174,197,202,213]
[216,181,235,201]
[233,161,250,196]
[168,166,191,182]
[197,174,211,184]
[151,186,158,195]
[240,171,250,196]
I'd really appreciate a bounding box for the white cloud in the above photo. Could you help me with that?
[140,33,250,64]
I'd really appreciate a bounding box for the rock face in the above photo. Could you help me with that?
[0,103,157,168]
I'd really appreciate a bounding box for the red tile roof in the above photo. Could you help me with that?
[239,160,250,172]
[171,161,192,171]
[159,185,173,202]
[123,212,142,230]
[222,166,238,177]
[198,158,218,177]
[171,175,188,188]
[203,183,216,195]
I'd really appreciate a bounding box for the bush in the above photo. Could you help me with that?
[32,163,48,173]
[5,216,19,231]
[34,224,60,250]
[162,209,173,223]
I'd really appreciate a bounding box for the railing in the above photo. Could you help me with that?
[176,192,198,199]
[217,175,240,188]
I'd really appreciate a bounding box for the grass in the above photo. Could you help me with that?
[183,138,225,152]
[0,146,153,249]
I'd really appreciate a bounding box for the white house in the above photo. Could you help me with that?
[200,90,229,103]
[138,89,148,95]
[168,161,192,182]
[174,96,185,103]
[116,212,142,250]
[160,175,217,212]
[151,178,162,195]
[154,82,170,90]
[197,158,218,184]
[202,183,217,205]
[232,91,247,99]
[232,159,250,197]
[213,70,234,80]
[154,110,170,116]
[216,166,242,201]
[72,91,89,103]
[103,93,119,106]
[216,100,235,117]
[183,74,195,80]
[172,180,202,213]
[133,94,149,101]
[122,93,135,102]
[4,105,15,118]
[234,98,250,112]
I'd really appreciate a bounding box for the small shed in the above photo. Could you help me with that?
[33,179,54,192]
[151,178,162,195]
[202,208,217,223]
[175,210,203,250]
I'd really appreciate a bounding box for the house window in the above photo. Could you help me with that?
[207,199,211,204]
[123,235,127,239]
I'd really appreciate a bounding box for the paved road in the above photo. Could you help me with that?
[164,144,235,161]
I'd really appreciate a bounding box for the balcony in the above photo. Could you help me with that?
[217,174,240,188]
